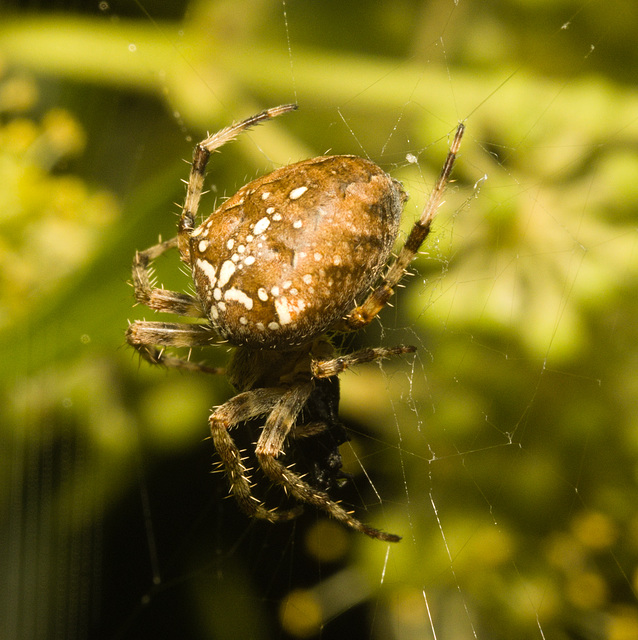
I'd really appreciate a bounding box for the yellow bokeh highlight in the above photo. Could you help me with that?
[608,607,638,640]
[42,107,86,157]
[565,570,608,610]
[279,589,322,638]
[305,519,350,563]
[571,511,618,551]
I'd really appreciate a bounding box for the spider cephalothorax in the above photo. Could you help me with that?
[127,104,464,542]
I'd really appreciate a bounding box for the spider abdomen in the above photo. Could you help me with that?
[190,155,406,348]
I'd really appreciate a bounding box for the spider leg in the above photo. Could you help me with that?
[126,320,226,374]
[129,236,224,374]
[177,104,298,261]
[340,123,465,331]
[256,384,401,543]
[311,345,416,378]
[209,387,303,522]
[132,236,206,317]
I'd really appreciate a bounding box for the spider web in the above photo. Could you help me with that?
[3,1,638,640]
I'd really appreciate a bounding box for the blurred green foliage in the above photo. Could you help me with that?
[2,1,638,639]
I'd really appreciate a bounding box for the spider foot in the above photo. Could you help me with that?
[257,452,401,542]
[260,504,304,522]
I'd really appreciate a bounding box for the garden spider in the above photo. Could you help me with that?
[127,104,464,542]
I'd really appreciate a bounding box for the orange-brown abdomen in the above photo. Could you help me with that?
[190,155,406,348]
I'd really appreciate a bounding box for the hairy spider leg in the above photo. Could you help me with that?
[127,320,226,374]
[255,384,402,543]
[342,123,465,330]
[312,345,417,378]
[132,237,204,316]
[128,235,226,372]
[209,386,307,522]
[177,104,298,262]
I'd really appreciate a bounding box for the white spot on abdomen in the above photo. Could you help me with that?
[223,287,254,310]
[289,186,308,200]
[275,297,292,325]
[274,296,306,325]
[217,260,236,288]
[196,259,217,287]
[253,217,271,235]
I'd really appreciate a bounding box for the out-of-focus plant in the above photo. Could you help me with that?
[0,65,118,331]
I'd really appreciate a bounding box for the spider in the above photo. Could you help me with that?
[127,104,464,543]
